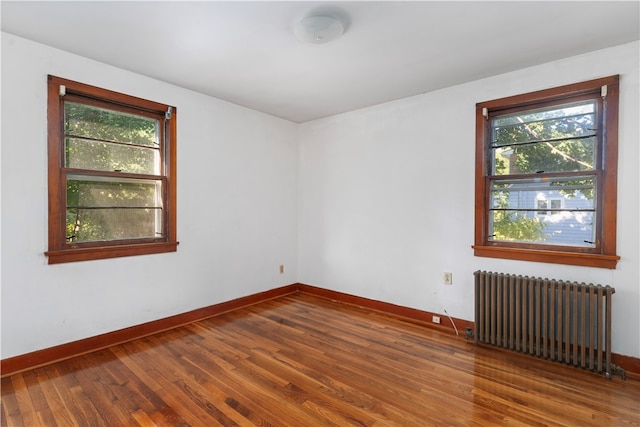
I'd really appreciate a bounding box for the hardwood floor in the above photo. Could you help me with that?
[2,292,639,426]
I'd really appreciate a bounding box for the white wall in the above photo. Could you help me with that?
[2,32,638,362]
[298,41,640,358]
[1,33,299,359]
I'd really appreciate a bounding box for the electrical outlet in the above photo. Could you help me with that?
[443,272,452,285]
[279,265,284,274]
[432,315,441,324]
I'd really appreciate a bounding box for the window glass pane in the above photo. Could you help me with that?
[66,176,162,243]
[67,176,161,207]
[66,138,159,174]
[66,208,162,242]
[489,176,595,247]
[490,176,595,209]
[492,136,595,175]
[491,101,596,175]
[489,210,595,247]
[536,200,548,216]
[492,101,595,143]
[65,101,159,147]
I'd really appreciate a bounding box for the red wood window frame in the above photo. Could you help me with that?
[46,75,178,264]
[473,76,620,269]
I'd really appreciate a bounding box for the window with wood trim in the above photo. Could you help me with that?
[473,76,619,268]
[46,75,178,264]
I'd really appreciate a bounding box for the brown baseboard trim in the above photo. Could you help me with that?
[1,284,298,378]
[3,282,639,378]
[612,353,640,378]
[297,283,475,335]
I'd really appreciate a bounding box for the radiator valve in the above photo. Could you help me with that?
[465,327,473,340]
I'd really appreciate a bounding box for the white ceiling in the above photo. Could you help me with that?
[2,1,639,123]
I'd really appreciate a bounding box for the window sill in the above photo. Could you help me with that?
[46,241,179,264]
[472,245,619,269]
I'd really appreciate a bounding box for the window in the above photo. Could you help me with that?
[46,75,178,264]
[473,76,619,268]
[536,199,562,216]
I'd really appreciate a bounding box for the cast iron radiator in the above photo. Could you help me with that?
[473,270,625,379]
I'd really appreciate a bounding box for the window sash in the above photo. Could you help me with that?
[65,174,165,243]
[60,98,167,248]
[489,99,599,177]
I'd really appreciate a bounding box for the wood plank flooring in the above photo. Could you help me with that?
[2,292,639,426]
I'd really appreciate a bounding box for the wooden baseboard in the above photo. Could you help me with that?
[0,284,298,377]
[612,353,640,378]
[2,282,638,378]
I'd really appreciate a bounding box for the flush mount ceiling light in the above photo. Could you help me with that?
[294,15,345,44]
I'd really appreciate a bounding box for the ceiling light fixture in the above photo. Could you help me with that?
[293,15,345,45]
